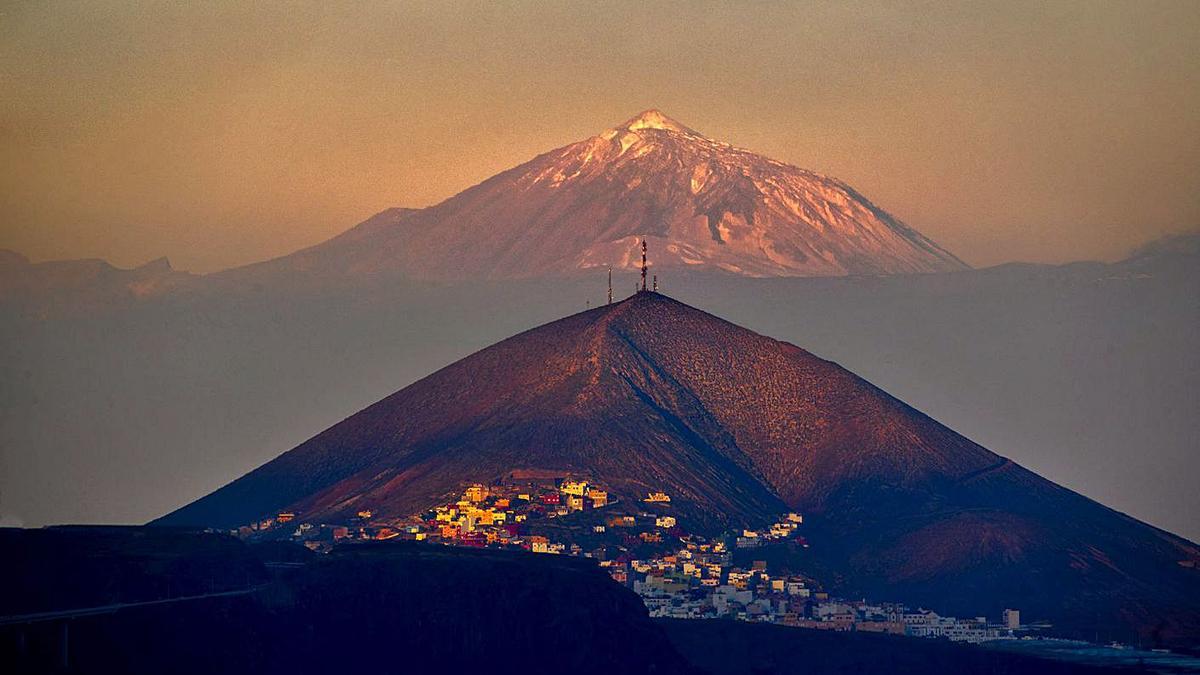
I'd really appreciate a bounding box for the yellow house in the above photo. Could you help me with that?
[470,508,496,526]
[561,481,588,496]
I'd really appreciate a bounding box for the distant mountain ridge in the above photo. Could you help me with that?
[158,291,1200,646]
[229,109,967,281]
[0,250,195,315]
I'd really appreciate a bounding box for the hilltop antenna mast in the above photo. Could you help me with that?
[653,274,658,293]
[607,268,613,305]
[640,239,648,292]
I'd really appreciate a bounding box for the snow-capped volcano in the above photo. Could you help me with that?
[243,109,967,280]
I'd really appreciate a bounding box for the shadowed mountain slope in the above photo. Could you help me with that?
[158,292,1200,646]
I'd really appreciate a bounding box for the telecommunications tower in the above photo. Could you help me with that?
[640,239,648,292]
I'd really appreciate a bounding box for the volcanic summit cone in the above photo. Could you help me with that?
[160,292,1199,645]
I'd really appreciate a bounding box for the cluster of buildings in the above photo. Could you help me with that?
[413,479,612,551]
[243,477,641,554]
[235,478,1022,645]
[610,536,1022,643]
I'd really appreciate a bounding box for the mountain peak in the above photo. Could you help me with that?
[158,292,1200,643]
[240,109,968,280]
[617,108,695,134]
[135,256,173,274]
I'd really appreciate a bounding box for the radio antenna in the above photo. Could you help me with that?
[640,239,648,292]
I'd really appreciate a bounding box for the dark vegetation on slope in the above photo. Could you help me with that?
[3,528,1142,675]
[2,529,692,674]
[0,526,267,616]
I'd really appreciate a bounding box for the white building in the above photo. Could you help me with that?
[1003,608,1020,629]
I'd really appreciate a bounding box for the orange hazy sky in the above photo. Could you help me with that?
[2,1,1197,273]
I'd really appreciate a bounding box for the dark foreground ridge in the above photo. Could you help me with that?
[3,527,1137,675]
[2,528,690,674]
[157,292,1200,646]
[659,619,1138,675]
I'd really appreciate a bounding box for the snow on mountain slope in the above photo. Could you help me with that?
[237,110,967,280]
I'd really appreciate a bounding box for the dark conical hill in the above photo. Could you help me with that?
[158,292,1200,645]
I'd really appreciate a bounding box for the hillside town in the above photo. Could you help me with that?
[236,476,1025,645]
